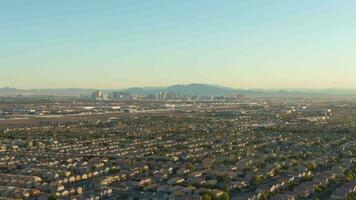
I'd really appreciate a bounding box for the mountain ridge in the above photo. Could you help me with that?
[1,84,356,97]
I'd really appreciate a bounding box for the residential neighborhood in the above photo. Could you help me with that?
[0,97,355,199]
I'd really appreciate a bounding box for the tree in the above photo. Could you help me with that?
[202,194,212,200]
[48,194,57,200]
[251,175,264,186]
[219,192,230,200]
[346,194,356,200]
[186,162,195,171]
[306,161,317,171]
[344,169,355,181]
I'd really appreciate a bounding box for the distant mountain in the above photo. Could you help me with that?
[120,87,163,95]
[0,84,236,97]
[165,83,235,96]
[0,87,20,93]
[234,88,356,98]
[120,84,236,96]
[108,86,356,98]
[0,88,96,96]
[1,84,356,97]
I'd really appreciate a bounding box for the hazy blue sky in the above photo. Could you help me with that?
[1,0,356,89]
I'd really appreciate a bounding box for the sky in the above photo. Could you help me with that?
[1,0,356,89]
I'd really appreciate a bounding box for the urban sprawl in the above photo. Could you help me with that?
[0,92,355,200]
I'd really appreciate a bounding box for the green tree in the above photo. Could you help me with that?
[344,169,355,181]
[219,192,230,200]
[48,194,57,200]
[252,175,264,186]
[306,161,317,170]
[202,194,212,200]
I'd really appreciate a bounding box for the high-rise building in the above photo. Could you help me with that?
[155,92,167,100]
[92,90,103,100]
[112,92,131,100]
[102,93,109,101]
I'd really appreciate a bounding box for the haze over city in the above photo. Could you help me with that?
[1,0,356,89]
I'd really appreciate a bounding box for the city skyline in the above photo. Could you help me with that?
[1,1,356,89]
